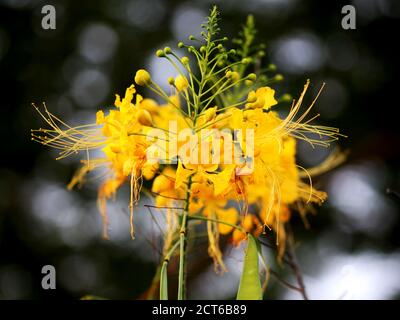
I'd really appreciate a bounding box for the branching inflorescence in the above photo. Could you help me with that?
[31,6,345,300]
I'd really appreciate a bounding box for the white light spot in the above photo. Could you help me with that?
[272,32,327,74]
[78,23,118,64]
[70,69,110,108]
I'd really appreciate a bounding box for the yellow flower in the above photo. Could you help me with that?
[245,86,278,110]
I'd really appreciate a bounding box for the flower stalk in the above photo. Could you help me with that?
[178,176,192,300]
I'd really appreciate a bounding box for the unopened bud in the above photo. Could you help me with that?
[137,109,153,126]
[168,77,175,85]
[181,56,189,65]
[175,75,189,91]
[156,49,165,57]
[164,47,172,54]
[134,69,151,86]
[247,73,257,81]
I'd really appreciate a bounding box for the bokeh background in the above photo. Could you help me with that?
[1,0,399,300]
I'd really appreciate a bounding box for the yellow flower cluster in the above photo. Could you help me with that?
[31,8,343,272]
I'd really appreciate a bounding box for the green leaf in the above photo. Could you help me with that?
[236,235,263,300]
[160,263,168,300]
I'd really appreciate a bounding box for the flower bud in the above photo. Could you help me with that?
[164,46,172,54]
[228,49,236,55]
[226,70,240,82]
[247,73,257,81]
[203,107,217,122]
[156,49,165,57]
[168,77,175,85]
[134,69,151,86]
[181,56,189,65]
[137,109,153,126]
[175,75,189,91]
[268,63,277,71]
[246,91,257,103]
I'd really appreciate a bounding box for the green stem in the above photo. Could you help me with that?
[177,177,192,300]
[160,240,180,300]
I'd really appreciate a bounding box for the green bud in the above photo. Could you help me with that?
[178,42,184,48]
[168,77,175,85]
[181,56,189,65]
[156,49,165,57]
[275,74,284,81]
[164,46,172,54]
[241,58,252,64]
[280,93,292,102]
[247,73,257,81]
